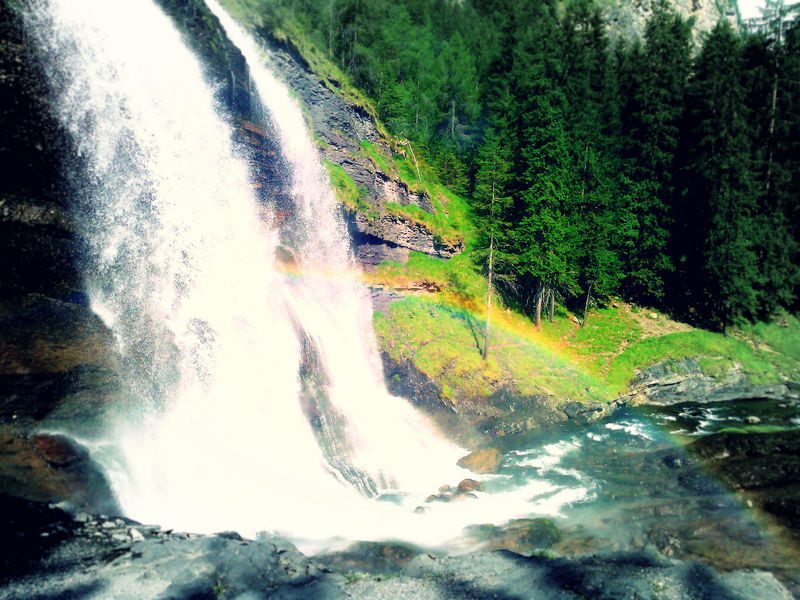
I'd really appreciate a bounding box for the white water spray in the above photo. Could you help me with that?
[25,0,353,536]
[26,0,590,551]
[204,0,467,495]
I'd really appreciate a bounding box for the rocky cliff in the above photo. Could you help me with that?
[604,0,739,45]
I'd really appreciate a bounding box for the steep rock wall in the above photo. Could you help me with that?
[604,0,738,45]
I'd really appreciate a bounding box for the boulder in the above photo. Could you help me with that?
[457,448,503,474]
[457,478,483,493]
[0,429,119,514]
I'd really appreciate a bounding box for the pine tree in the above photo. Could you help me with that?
[683,22,759,330]
[619,3,692,303]
[472,126,513,358]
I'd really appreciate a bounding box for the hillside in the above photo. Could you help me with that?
[219,0,800,438]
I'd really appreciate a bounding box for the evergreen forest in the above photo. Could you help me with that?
[249,0,799,332]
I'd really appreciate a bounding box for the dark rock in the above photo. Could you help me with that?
[662,454,686,469]
[0,499,793,599]
[0,495,80,583]
[621,358,794,407]
[457,478,483,493]
[760,484,800,528]
[0,430,118,514]
[317,541,420,575]
[685,430,800,528]
[354,235,410,270]
[0,294,118,376]
[647,528,684,557]
[0,4,81,298]
[677,471,724,496]
[382,352,447,416]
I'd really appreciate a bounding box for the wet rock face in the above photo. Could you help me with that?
[686,430,800,528]
[255,32,462,259]
[621,358,799,406]
[0,3,124,511]
[0,432,118,514]
[0,4,82,298]
[0,500,793,600]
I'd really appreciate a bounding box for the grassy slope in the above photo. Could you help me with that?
[226,0,800,406]
[370,251,800,405]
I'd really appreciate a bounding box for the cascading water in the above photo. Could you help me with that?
[24,0,356,536]
[25,0,591,552]
[203,0,467,497]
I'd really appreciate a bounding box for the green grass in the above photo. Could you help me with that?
[374,296,609,404]
[373,251,487,306]
[373,253,800,403]
[322,159,372,214]
[361,141,474,246]
[605,330,781,392]
[739,313,800,380]
[555,307,643,374]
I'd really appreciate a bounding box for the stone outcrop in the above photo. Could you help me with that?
[619,358,800,406]
[605,0,738,46]
[456,448,503,474]
[250,31,462,258]
[0,496,793,599]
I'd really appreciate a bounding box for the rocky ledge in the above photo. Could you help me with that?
[0,495,792,600]
[621,358,800,406]
[254,30,463,260]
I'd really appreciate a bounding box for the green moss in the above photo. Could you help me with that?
[606,330,780,392]
[322,159,372,215]
[374,296,609,404]
[716,425,794,435]
[361,141,474,246]
[698,357,735,378]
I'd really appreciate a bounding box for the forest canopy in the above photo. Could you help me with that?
[249,0,799,331]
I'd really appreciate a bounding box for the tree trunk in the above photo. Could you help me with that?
[765,70,779,197]
[450,99,456,138]
[580,142,589,201]
[328,0,335,58]
[483,233,494,360]
[582,283,592,327]
[548,288,555,322]
[535,286,543,330]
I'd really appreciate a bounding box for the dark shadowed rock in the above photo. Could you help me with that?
[0,431,118,514]
[456,478,482,493]
[0,500,793,599]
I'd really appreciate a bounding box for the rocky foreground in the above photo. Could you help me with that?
[0,495,793,600]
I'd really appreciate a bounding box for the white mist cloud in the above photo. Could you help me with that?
[739,0,767,20]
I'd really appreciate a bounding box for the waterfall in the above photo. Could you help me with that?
[203,0,465,496]
[25,0,466,544]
